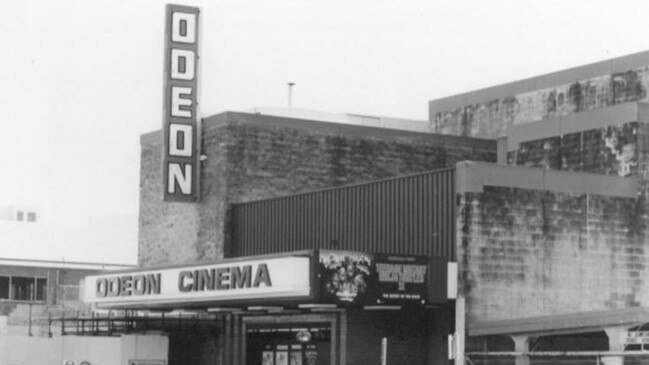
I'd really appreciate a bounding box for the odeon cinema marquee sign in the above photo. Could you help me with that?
[84,256,312,307]
[163,4,201,202]
[84,251,448,308]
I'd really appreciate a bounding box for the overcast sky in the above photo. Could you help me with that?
[2,0,649,224]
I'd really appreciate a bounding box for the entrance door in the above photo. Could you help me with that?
[246,323,331,365]
[257,343,323,365]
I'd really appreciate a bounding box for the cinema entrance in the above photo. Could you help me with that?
[83,250,451,365]
[247,328,328,365]
[242,313,337,365]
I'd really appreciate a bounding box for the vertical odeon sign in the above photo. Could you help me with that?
[163,4,201,202]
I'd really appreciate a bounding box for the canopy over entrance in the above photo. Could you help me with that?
[84,250,449,311]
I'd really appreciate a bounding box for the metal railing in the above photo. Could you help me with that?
[466,351,649,365]
[30,310,223,337]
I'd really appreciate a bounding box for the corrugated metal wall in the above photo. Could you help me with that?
[230,168,456,260]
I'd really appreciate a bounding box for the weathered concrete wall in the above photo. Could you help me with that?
[120,334,169,365]
[509,122,639,177]
[139,112,496,266]
[430,67,649,138]
[458,185,649,323]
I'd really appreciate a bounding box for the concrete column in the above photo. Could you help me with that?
[602,326,628,365]
[455,296,466,365]
[510,335,535,365]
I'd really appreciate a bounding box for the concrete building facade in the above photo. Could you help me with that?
[429,51,649,139]
[430,50,649,365]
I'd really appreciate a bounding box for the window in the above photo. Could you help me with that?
[35,278,46,301]
[15,211,37,222]
[11,277,35,301]
[0,277,8,299]
[0,276,46,302]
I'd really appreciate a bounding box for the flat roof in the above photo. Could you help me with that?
[141,111,496,150]
[470,307,649,336]
[0,257,133,271]
[429,49,649,115]
[249,106,433,133]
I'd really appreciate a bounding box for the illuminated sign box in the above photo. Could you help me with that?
[163,4,201,202]
[318,251,446,306]
[84,256,312,307]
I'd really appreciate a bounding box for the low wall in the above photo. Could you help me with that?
[0,334,167,365]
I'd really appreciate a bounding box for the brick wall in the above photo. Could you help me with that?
[430,67,649,138]
[509,122,639,177]
[139,112,496,266]
[458,186,649,323]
